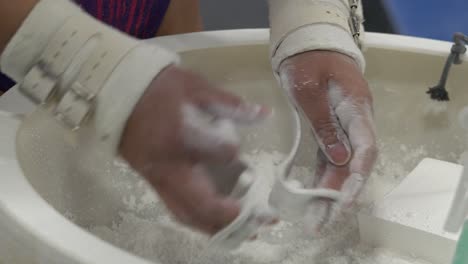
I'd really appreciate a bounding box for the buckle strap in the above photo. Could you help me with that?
[19,13,139,130]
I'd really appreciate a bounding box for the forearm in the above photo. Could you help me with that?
[0,0,38,54]
[268,0,365,72]
[157,0,203,36]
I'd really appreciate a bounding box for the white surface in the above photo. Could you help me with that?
[0,114,152,263]
[359,158,462,264]
[149,30,454,56]
[0,30,466,263]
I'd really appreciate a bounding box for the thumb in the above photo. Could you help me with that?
[310,109,351,166]
[288,77,351,165]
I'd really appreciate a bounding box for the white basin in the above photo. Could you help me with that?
[1,30,467,263]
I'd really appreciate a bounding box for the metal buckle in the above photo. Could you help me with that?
[54,82,94,130]
[348,0,362,49]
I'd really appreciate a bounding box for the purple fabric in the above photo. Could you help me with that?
[0,74,14,93]
[0,0,171,92]
[75,0,171,39]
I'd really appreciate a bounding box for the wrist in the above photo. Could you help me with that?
[1,0,179,155]
[273,24,365,73]
[268,0,365,73]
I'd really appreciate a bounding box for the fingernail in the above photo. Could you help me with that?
[340,173,365,209]
[326,142,350,166]
[304,201,329,236]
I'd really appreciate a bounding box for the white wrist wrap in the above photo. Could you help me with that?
[1,0,179,154]
[269,0,365,72]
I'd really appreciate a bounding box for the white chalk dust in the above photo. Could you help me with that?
[85,147,433,264]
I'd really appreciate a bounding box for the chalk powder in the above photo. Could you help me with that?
[87,147,433,264]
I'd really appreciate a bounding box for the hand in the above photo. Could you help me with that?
[279,51,378,233]
[119,66,270,234]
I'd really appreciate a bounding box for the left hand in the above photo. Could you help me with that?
[279,51,378,233]
[120,66,271,234]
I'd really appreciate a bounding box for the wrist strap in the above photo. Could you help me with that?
[270,0,363,56]
[1,0,179,154]
[270,2,350,56]
[21,14,139,129]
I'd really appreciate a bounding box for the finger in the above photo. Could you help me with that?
[311,149,328,188]
[198,198,241,234]
[279,71,351,166]
[153,163,240,234]
[304,199,332,236]
[302,160,345,235]
[187,165,241,234]
[317,161,350,191]
[204,101,271,125]
[182,103,240,163]
[341,112,378,208]
[333,90,378,208]
[203,160,249,197]
[148,164,200,226]
[193,85,271,124]
[181,197,239,235]
[305,150,349,236]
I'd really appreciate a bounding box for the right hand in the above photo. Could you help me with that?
[119,66,270,234]
[279,51,378,233]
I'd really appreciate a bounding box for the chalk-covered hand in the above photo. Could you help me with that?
[279,51,378,233]
[119,66,270,234]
